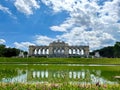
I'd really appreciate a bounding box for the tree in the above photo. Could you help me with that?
[99,46,114,58]
[91,42,120,58]
[0,44,6,57]
[3,48,20,57]
[114,42,120,57]
[23,51,28,57]
[92,46,114,58]
[0,44,21,57]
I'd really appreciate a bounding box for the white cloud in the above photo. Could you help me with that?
[14,42,35,51]
[41,0,76,13]
[14,0,119,51]
[0,4,12,15]
[13,35,55,51]
[34,35,55,45]
[50,17,75,32]
[41,0,120,50]
[14,0,40,15]
[0,4,16,19]
[0,39,6,44]
[50,26,67,32]
[57,27,115,50]
[31,28,115,50]
[42,0,100,32]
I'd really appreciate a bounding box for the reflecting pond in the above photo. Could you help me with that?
[0,64,120,84]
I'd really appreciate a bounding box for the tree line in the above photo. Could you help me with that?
[0,44,27,57]
[90,42,120,58]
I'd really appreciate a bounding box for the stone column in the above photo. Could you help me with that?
[79,49,81,55]
[49,46,53,55]
[71,49,73,54]
[64,46,69,56]
[84,46,89,57]
[36,48,39,55]
[75,49,77,54]
[29,46,35,56]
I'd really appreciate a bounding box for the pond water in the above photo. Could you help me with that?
[0,64,120,84]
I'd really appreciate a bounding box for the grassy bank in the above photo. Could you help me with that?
[0,83,120,90]
[0,57,120,64]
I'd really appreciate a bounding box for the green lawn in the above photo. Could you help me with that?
[0,57,120,64]
[0,83,120,90]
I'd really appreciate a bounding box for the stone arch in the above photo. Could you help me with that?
[34,48,38,55]
[78,49,82,55]
[73,48,76,54]
[76,48,80,55]
[53,47,57,54]
[69,49,72,54]
[61,48,65,54]
[57,48,61,54]
[81,49,84,55]
[46,48,49,54]
[37,48,39,54]
[42,49,46,55]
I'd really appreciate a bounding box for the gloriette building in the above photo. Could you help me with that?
[29,40,89,57]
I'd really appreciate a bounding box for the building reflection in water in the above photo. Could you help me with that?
[33,71,48,78]
[27,70,117,84]
[0,69,118,84]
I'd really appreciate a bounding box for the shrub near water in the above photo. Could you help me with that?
[0,83,120,90]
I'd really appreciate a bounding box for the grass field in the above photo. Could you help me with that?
[0,57,120,64]
[0,83,120,90]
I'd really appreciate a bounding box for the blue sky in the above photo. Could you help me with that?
[0,0,120,51]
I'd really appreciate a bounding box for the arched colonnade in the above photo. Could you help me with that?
[29,41,89,57]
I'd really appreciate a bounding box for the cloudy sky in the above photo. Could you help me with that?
[0,0,120,51]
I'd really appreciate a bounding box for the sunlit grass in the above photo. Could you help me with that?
[0,57,120,64]
[0,83,120,90]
